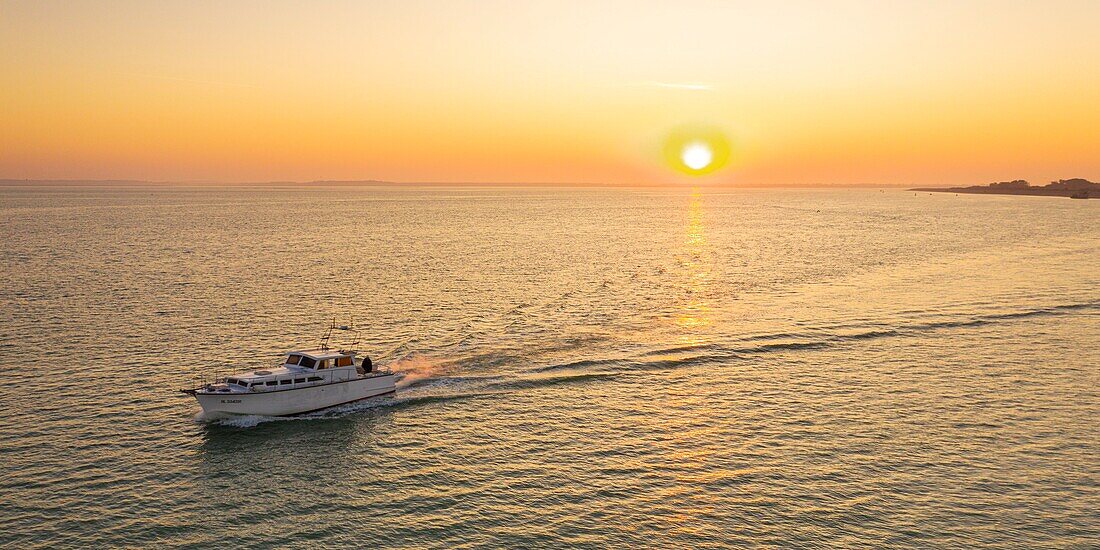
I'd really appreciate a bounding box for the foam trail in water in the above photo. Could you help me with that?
[390,355,449,389]
[194,410,282,428]
[214,414,277,428]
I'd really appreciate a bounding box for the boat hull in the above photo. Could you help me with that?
[194,375,397,417]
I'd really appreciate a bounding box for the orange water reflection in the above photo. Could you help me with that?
[675,190,712,332]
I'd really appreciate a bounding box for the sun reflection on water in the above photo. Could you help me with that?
[675,190,712,332]
[663,192,722,533]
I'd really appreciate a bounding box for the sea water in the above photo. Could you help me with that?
[1,185,1097,547]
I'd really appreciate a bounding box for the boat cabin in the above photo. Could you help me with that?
[282,349,357,370]
[203,349,376,394]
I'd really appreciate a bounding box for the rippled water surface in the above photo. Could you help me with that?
[1,185,1097,548]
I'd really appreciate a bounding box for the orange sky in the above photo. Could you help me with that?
[2,0,1098,185]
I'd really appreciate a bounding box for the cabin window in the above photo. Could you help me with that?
[286,355,302,365]
[266,381,278,386]
[318,360,329,369]
[294,378,305,384]
[308,376,322,382]
[279,379,292,385]
[336,357,352,367]
[299,356,317,369]
[251,382,263,387]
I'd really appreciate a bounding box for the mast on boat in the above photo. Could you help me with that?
[320,318,362,354]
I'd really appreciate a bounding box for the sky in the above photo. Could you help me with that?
[1,0,1099,185]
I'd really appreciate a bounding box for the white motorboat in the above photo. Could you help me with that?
[182,324,396,417]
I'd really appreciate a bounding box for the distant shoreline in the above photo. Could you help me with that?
[912,187,1094,198]
[912,178,1097,199]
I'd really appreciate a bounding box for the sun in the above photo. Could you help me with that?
[663,125,732,176]
[681,142,713,170]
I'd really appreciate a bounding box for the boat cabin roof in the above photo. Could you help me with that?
[286,349,354,361]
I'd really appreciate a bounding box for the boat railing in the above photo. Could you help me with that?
[179,364,392,395]
[178,370,222,394]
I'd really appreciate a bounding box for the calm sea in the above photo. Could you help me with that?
[1,185,1097,548]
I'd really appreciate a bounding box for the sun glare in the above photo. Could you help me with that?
[664,125,732,176]
[681,142,713,170]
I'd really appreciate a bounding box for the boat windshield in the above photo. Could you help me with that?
[286,354,302,365]
[299,356,317,369]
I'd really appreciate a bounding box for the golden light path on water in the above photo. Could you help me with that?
[675,190,712,331]
[663,190,719,538]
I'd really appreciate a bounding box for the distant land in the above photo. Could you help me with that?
[913,178,1098,199]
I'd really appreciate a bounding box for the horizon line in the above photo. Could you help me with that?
[0,178,969,189]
